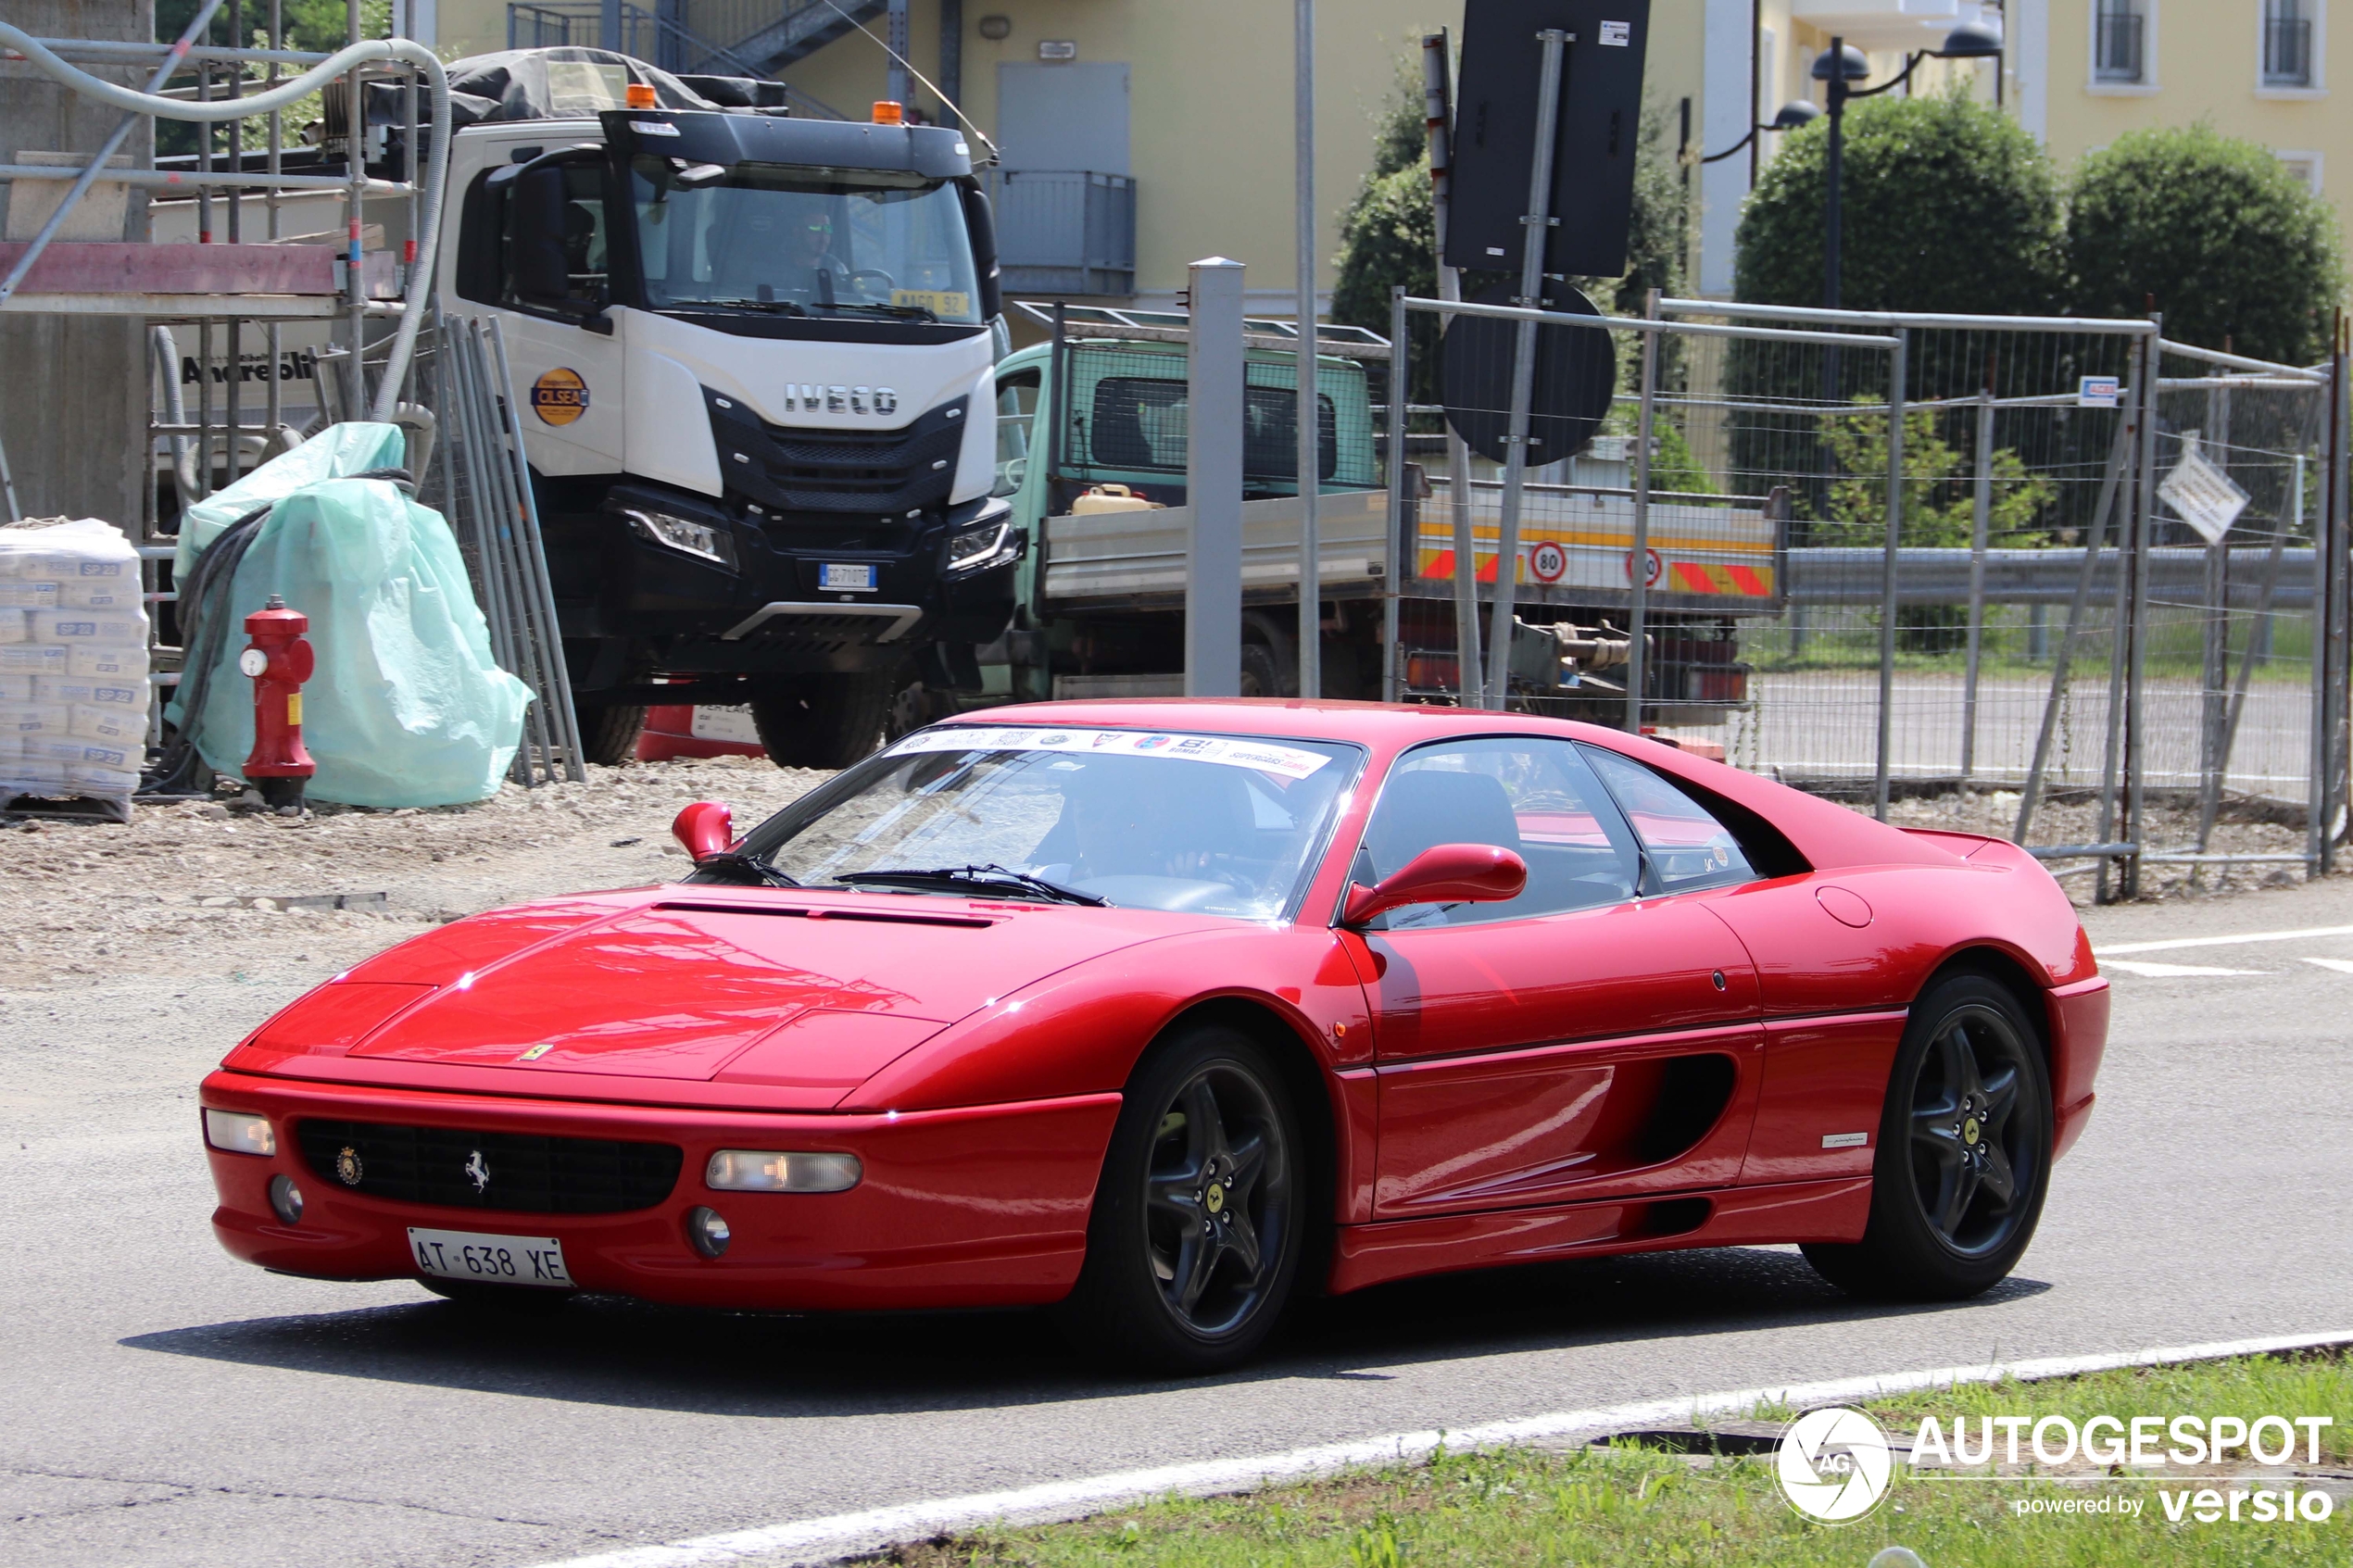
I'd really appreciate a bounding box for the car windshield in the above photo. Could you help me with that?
[629,157,981,322]
[725,726,1362,919]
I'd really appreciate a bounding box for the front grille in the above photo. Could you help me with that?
[708,389,967,514]
[296,1118,684,1215]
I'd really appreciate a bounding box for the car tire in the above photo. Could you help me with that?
[1058,1024,1304,1374]
[574,702,647,766]
[1802,972,2054,1300]
[750,672,895,770]
[419,1278,573,1314]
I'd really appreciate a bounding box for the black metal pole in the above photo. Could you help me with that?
[1824,36,1844,312]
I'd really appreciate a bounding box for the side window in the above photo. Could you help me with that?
[994,372,1040,497]
[504,161,610,312]
[1579,746,1758,895]
[1354,737,1642,928]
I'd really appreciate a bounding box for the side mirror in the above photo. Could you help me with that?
[672,800,735,861]
[1341,843,1527,925]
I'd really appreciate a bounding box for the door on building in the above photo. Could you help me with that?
[994,62,1131,175]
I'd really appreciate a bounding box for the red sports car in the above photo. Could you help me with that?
[200,701,2107,1372]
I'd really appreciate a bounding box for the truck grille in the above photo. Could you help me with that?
[708,390,967,514]
[295,1118,684,1215]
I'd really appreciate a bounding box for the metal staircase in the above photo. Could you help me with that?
[506,0,880,92]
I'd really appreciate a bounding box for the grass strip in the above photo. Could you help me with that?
[885,1353,2351,1567]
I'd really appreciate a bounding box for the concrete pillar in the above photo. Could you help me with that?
[0,0,153,526]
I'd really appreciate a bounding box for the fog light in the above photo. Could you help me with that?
[686,1205,732,1259]
[268,1173,304,1225]
[204,1109,275,1157]
[705,1149,862,1193]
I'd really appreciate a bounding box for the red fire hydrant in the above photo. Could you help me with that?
[240,594,316,810]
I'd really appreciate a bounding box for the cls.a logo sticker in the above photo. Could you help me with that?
[1776,1407,1894,1523]
[532,367,590,426]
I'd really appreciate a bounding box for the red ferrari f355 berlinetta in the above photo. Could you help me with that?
[200,701,2108,1372]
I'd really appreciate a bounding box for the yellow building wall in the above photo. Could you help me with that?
[2038,0,2345,254]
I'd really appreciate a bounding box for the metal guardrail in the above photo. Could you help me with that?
[987,169,1137,297]
[1786,546,2321,608]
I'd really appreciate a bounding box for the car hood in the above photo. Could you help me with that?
[235,889,1207,1098]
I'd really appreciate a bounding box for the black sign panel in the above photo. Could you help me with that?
[1441,280,1617,464]
[1444,0,1652,279]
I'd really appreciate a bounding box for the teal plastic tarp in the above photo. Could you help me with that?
[169,423,533,807]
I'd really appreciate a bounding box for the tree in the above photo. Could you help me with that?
[1733,91,2064,317]
[2067,123,2344,365]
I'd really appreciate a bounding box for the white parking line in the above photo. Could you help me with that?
[521,1329,2353,1568]
[2101,923,2353,957]
[2101,960,2269,978]
[2303,957,2353,974]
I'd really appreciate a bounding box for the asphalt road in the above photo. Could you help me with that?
[6,875,2353,1566]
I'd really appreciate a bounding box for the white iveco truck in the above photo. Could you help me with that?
[167,49,1020,766]
[441,55,1018,766]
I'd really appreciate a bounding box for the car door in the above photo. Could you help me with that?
[1361,736,1763,1220]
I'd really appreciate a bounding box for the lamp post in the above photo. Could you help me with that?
[1809,24,2005,312]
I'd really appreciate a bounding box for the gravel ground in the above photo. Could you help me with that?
[0,757,829,991]
[1879,788,2318,904]
[0,754,2332,997]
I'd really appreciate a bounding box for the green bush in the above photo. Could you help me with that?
[1734,91,2065,316]
[2067,123,2345,364]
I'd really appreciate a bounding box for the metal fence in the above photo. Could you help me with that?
[1392,291,2352,897]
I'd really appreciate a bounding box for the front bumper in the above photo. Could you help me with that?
[200,1071,1118,1311]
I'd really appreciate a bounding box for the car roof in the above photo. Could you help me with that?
[930,699,1958,873]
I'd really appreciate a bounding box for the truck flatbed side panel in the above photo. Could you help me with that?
[1041,490,1388,610]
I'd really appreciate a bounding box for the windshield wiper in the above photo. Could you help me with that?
[831,863,1106,906]
[693,297,810,316]
[808,300,937,321]
[691,851,800,888]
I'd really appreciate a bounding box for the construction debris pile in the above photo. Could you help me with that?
[0,518,151,816]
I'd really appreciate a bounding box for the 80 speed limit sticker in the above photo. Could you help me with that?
[1529,541,1567,583]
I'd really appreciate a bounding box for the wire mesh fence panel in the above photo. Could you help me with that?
[1391,291,2351,883]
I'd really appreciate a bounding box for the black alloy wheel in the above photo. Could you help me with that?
[1803,972,2053,1300]
[1060,1025,1302,1373]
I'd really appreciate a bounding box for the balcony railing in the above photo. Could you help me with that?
[504,2,848,114]
[2094,9,2145,82]
[2265,16,2314,86]
[984,169,1137,298]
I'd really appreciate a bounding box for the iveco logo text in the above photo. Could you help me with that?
[780,384,898,415]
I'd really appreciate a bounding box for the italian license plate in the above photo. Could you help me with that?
[407,1226,573,1288]
[820,562,877,592]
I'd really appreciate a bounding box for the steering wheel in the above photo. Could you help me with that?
[848,268,896,295]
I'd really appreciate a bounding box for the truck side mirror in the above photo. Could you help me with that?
[511,164,573,306]
[961,182,1001,320]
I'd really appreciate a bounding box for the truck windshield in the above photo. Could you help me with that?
[721,726,1363,920]
[628,157,981,323]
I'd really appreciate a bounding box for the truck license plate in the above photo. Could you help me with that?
[821,562,877,592]
[407,1226,573,1288]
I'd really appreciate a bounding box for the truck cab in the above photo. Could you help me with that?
[440,87,1017,765]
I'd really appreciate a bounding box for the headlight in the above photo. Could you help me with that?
[204,1109,276,1157]
[622,508,738,570]
[705,1149,863,1193]
[944,517,1018,574]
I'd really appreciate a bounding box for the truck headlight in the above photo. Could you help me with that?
[944,518,1018,575]
[622,508,738,571]
[705,1149,862,1193]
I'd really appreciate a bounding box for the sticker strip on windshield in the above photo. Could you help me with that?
[888,727,1332,780]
